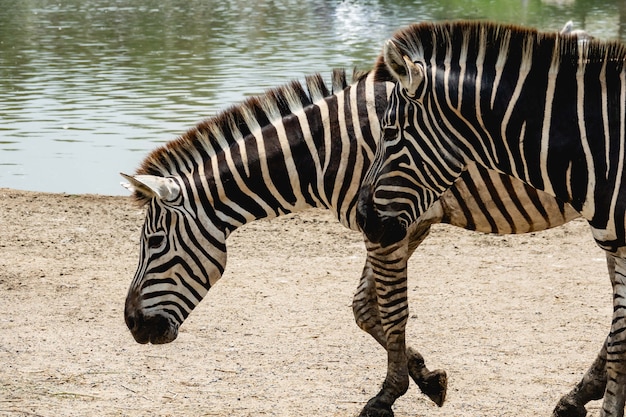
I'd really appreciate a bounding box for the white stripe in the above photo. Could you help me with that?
[209,128,261,224]
[317,96,332,207]
[431,53,492,172]
[605,69,626,241]
[539,40,560,197]
[501,37,533,182]
[475,27,500,166]
[237,108,255,179]
[226,124,276,216]
[566,160,573,204]
[519,121,529,181]
[425,43,482,173]
[274,118,305,210]
[577,45,596,219]
[341,78,369,225]
[319,96,333,179]
[329,79,366,227]
[183,131,213,216]
[600,53,610,180]
[330,88,351,211]
[253,100,305,213]
[291,95,324,208]
[366,72,388,158]
[415,85,464,186]
[491,31,511,109]
[209,143,244,228]
[457,32,468,112]
[443,33,453,112]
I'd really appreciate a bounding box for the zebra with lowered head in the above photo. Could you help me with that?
[358,20,626,417]
[123,42,602,416]
[122,68,452,405]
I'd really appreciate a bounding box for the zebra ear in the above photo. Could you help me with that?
[120,173,181,202]
[383,39,424,96]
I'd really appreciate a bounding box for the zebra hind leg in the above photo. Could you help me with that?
[353,258,447,407]
[553,253,614,416]
[597,250,626,417]
[553,338,607,417]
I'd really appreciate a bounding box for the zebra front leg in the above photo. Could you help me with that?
[553,337,608,417]
[353,257,447,407]
[358,239,411,417]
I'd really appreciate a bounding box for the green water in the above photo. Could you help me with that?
[1,0,624,194]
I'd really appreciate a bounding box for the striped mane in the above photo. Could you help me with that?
[132,68,364,205]
[373,20,626,82]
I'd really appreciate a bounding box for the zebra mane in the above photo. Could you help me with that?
[132,68,363,205]
[374,20,626,82]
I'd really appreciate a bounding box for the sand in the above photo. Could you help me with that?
[0,188,612,416]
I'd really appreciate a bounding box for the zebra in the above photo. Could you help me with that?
[122,49,598,416]
[122,68,452,404]
[357,21,626,417]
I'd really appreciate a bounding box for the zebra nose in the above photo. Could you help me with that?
[124,306,149,344]
[125,307,160,344]
[125,291,139,328]
[125,311,138,333]
[124,293,151,344]
[124,295,179,345]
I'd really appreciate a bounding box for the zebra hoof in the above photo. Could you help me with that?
[406,347,448,407]
[552,396,587,417]
[416,369,447,407]
[358,398,394,417]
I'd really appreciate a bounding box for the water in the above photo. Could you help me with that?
[1,0,624,195]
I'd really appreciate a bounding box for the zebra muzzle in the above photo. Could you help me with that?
[125,296,179,344]
[357,184,408,247]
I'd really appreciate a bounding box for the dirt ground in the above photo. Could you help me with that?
[0,187,614,416]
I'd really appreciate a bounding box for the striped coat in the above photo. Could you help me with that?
[358,21,626,417]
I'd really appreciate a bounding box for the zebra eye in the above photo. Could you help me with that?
[147,235,165,249]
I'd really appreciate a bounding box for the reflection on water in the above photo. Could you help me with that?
[1,0,625,195]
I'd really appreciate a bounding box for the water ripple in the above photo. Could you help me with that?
[1,0,624,194]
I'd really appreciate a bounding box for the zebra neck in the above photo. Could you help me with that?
[212,72,390,233]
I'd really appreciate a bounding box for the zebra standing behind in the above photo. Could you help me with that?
[123,48,600,416]
[358,21,626,417]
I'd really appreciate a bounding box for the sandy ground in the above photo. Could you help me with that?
[0,187,614,416]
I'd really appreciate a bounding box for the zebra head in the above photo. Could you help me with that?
[121,173,226,344]
[358,36,464,247]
